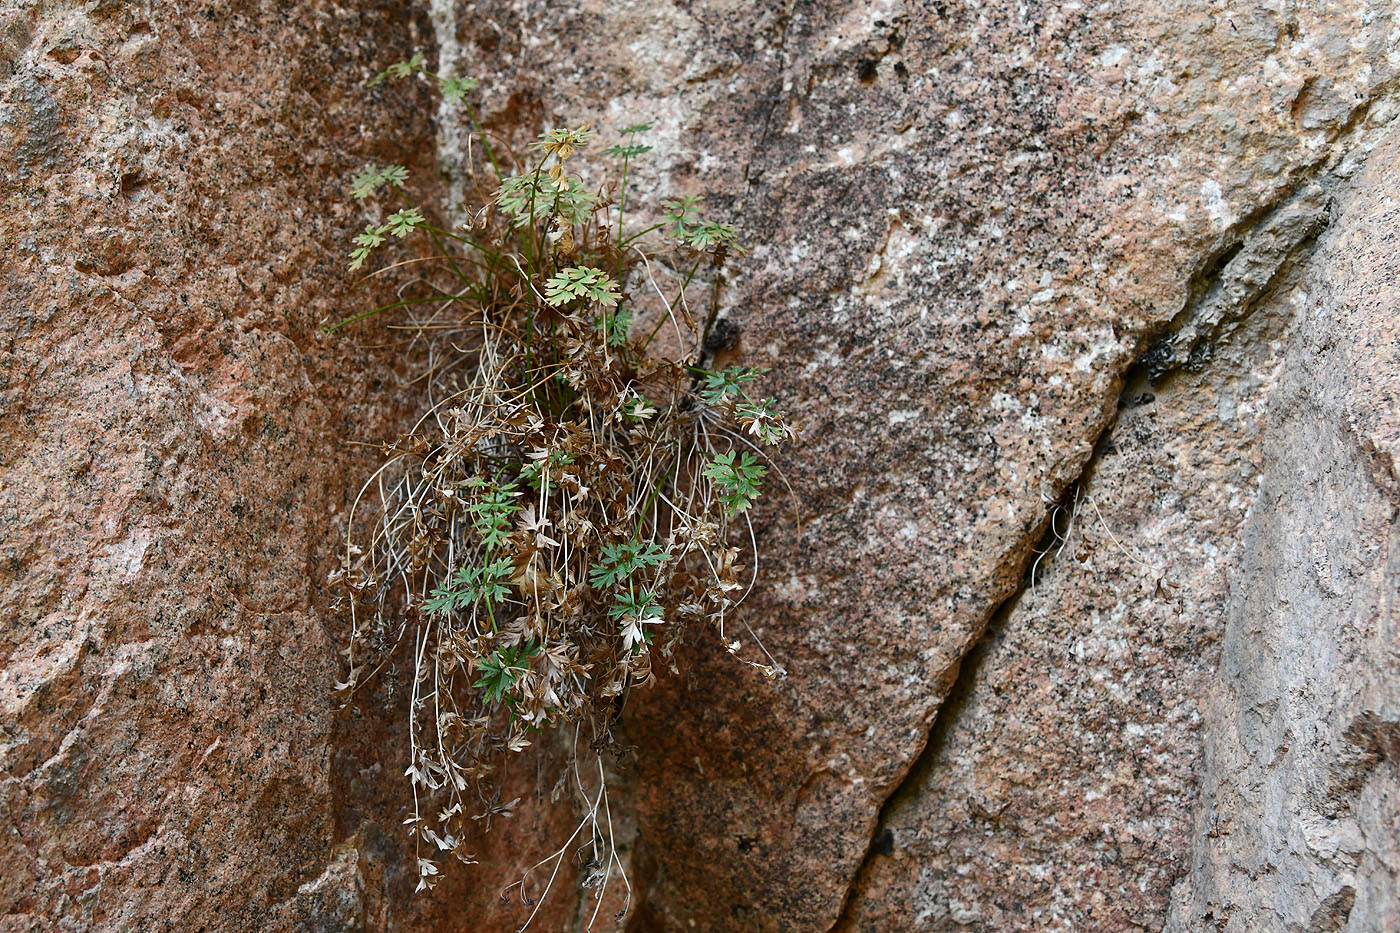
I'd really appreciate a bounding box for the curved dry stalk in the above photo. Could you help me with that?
[333,90,796,916]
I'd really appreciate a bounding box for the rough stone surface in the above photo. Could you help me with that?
[435,1,1399,929]
[838,127,1400,933]
[1,3,576,930]
[837,184,1307,931]
[1165,126,1400,933]
[4,1,1400,931]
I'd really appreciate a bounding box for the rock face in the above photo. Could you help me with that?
[1,3,577,930]
[437,1,1398,929]
[838,201,1299,930]
[1165,128,1400,933]
[3,1,1398,932]
[838,137,1400,930]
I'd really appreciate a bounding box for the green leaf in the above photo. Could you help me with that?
[604,143,653,159]
[350,163,407,200]
[589,540,669,589]
[686,220,741,251]
[544,266,619,308]
[465,479,520,549]
[348,224,388,271]
[608,590,663,622]
[425,555,516,615]
[519,451,575,491]
[385,207,425,238]
[597,307,632,346]
[369,52,425,87]
[662,196,702,239]
[698,365,768,405]
[551,178,600,227]
[494,174,598,228]
[350,167,381,200]
[493,174,535,221]
[352,227,386,249]
[661,196,743,253]
[735,397,789,445]
[423,589,460,614]
[476,558,515,602]
[472,640,540,706]
[438,75,479,102]
[703,450,767,514]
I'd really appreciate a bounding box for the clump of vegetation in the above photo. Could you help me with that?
[330,55,796,923]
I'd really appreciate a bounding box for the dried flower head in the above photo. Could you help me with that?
[332,57,798,927]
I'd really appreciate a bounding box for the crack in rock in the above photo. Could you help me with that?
[827,445,1103,933]
[1137,185,1330,384]
[826,160,1352,929]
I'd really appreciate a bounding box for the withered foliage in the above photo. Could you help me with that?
[330,62,796,921]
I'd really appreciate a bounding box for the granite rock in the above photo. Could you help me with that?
[4,0,1400,930]
[1,3,574,930]
[1164,121,1400,933]
[429,0,1398,927]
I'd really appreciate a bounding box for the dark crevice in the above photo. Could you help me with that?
[1134,195,1304,384]
[825,150,1356,929]
[741,0,797,189]
[1127,68,1400,385]
[827,378,1163,929]
[828,439,1106,932]
[1130,208,1324,406]
[1136,190,1331,385]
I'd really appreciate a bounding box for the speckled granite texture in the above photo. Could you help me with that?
[1163,124,1400,933]
[3,1,1397,930]
[1,3,577,930]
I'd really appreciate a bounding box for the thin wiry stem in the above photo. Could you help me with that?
[332,105,796,915]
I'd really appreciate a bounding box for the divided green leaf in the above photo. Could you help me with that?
[350,163,408,200]
[698,365,768,405]
[702,450,767,514]
[589,540,670,589]
[472,640,539,706]
[369,52,426,86]
[544,266,620,308]
[386,207,425,238]
[438,75,479,102]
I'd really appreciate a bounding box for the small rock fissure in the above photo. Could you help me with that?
[826,179,1344,928]
[1136,191,1319,384]
[741,0,798,189]
[826,453,1099,932]
[1131,70,1400,386]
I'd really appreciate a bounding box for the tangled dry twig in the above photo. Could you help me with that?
[329,63,797,923]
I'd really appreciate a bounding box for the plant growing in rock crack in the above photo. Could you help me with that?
[328,54,797,926]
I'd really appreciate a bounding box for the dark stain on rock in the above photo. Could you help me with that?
[1308,886,1355,932]
[6,75,65,179]
[703,317,740,355]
